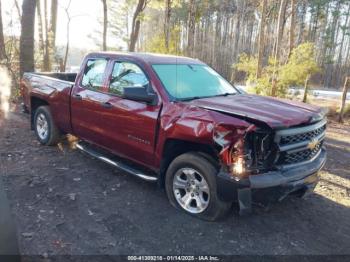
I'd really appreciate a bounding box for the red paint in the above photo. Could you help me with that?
[22,52,325,173]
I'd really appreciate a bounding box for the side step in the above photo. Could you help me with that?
[76,142,158,182]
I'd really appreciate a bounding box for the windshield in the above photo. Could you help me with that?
[152,64,238,100]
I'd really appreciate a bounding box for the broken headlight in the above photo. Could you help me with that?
[214,125,275,180]
[213,124,255,180]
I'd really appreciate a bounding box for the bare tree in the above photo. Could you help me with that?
[339,76,350,123]
[101,0,107,51]
[274,0,287,62]
[20,0,37,77]
[50,0,58,46]
[297,0,307,45]
[14,0,22,20]
[129,0,148,52]
[63,0,72,71]
[288,0,296,58]
[271,0,287,97]
[302,74,311,103]
[187,0,196,57]
[164,0,172,52]
[43,0,51,71]
[134,0,350,91]
[36,0,45,70]
[47,0,58,71]
[335,3,350,88]
[256,0,267,78]
[0,0,6,60]
[61,0,84,71]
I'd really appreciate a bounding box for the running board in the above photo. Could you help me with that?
[76,142,158,182]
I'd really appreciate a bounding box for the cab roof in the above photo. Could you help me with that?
[86,51,205,65]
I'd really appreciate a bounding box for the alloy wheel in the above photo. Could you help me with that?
[173,168,210,214]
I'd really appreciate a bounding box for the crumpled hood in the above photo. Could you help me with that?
[189,94,326,129]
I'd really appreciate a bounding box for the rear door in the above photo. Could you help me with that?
[70,57,113,146]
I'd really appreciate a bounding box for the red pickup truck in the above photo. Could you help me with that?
[21,52,327,221]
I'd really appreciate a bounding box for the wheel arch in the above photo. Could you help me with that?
[159,138,219,188]
[30,96,49,130]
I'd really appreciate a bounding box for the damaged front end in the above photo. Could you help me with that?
[213,123,283,215]
[212,118,326,215]
[213,123,276,182]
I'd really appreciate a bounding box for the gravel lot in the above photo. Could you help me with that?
[0,107,350,256]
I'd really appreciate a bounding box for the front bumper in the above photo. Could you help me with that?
[217,148,327,214]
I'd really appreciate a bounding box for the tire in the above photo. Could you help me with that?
[165,152,232,221]
[34,106,61,146]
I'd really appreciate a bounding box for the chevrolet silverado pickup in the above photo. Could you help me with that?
[21,52,327,221]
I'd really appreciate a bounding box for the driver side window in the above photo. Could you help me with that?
[109,62,149,96]
[81,59,108,91]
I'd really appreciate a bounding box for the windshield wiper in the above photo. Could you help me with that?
[177,93,237,102]
[213,92,237,97]
[177,96,204,102]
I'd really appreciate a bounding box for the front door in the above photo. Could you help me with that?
[99,60,161,167]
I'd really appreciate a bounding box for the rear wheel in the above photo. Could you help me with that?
[34,106,61,146]
[165,152,232,221]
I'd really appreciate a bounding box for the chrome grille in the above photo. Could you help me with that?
[280,125,326,145]
[275,119,326,166]
[278,141,323,165]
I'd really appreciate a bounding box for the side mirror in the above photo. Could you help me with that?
[123,87,157,104]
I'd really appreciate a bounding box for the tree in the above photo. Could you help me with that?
[146,26,181,55]
[323,0,342,88]
[274,0,287,61]
[63,0,72,71]
[339,76,350,123]
[108,0,129,49]
[164,0,172,52]
[101,0,108,51]
[187,0,196,57]
[334,3,350,88]
[47,0,58,69]
[289,0,297,58]
[36,0,57,71]
[297,0,307,45]
[237,43,319,97]
[271,0,287,97]
[20,0,37,77]
[129,0,148,52]
[0,0,6,61]
[14,0,22,20]
[256,0,267,78]
[43,0,51,71]
[50,0,58,46]
[36,0,46,70]
[279,42,319,101]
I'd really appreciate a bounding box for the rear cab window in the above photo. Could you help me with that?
[81,59,108,91]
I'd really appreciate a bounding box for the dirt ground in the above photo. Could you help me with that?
[0,105,350,256]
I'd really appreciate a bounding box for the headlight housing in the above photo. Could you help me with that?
[213,124,254,181]
[213,124,276,180]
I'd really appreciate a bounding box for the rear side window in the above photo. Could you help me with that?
[109,62,149,96]
[81,59,108,90]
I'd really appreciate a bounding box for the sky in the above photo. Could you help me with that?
[2,0,120,50]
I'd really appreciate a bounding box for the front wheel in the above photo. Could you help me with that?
[165,152,232,221]
[34,106,62,146]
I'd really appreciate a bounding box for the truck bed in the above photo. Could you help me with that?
[31,72,77,83]
[21,72,77,134]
